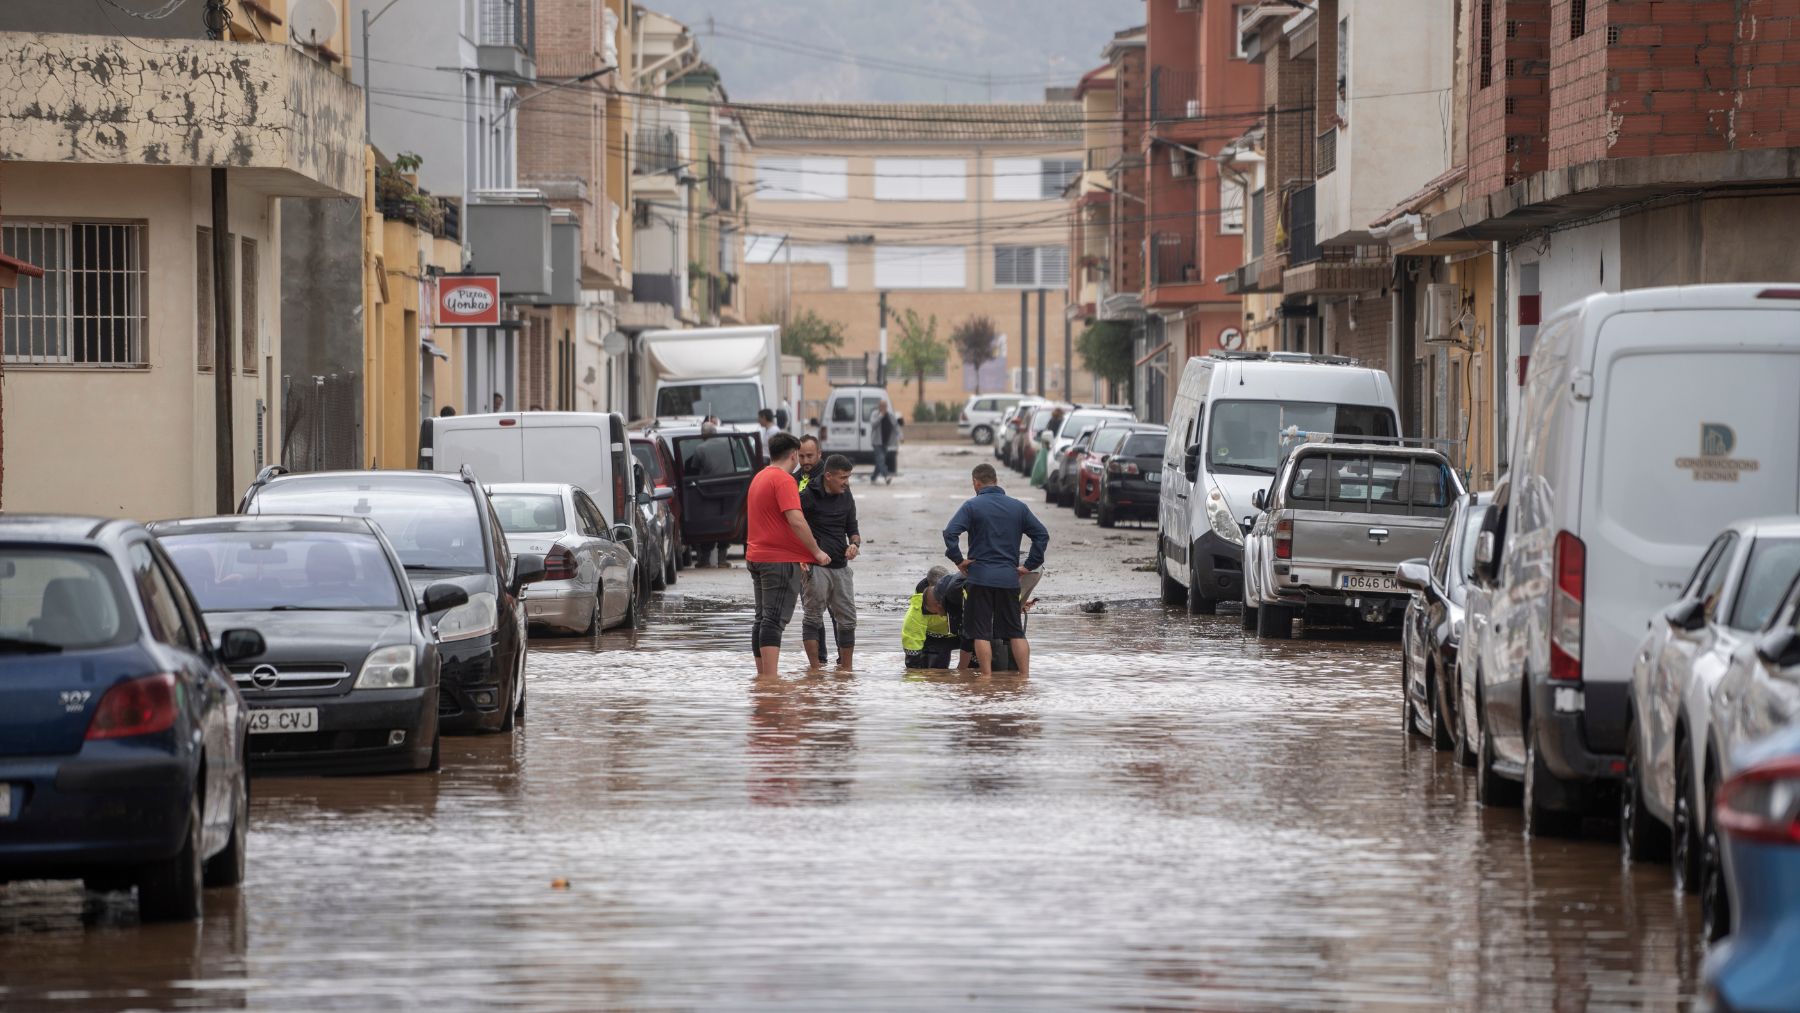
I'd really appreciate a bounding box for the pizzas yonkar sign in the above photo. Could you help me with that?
[433,275,501,327]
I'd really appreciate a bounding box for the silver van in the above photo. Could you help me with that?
[1157,352,1400,614]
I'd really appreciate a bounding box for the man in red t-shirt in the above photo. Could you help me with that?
[746,432,831,677]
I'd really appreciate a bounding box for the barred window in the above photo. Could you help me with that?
[1571,0,1587,38]
[994,245,1069,288]
[2,221,147,367]
[240,236,258,373]
[825,357,867,384]
[1040,159,1081,198]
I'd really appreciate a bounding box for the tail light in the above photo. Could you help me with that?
[1717,756,1800,846]
[960,410,969,422]
[1274,518,1293,559]
[86,673,178,740]
[544,545,578,581]
[1106,459,1140,475]
[1550,530,1585,681]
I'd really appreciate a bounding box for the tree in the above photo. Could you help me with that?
[1077,320,1134,401]
[769,307,847,372]
[890,308,949,417]
[950,315,1001,394]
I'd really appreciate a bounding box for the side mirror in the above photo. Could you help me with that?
[636,489,652,506]
[420,581,470,615]
[611,522,637,549]
[511,552,547,591]
[1250,488,1266,511]
[652,486,674,502]
[1395,559,1431,592]
[217,628,265,663]
[1756,627,1800,667]
[1183,444,1200,482]
[1472,530,1498,583]
[1663,598,1707,633]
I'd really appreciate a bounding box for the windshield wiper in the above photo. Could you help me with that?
[266,605,344,611]
[1222,463,1278,475]
[0,636,64,654]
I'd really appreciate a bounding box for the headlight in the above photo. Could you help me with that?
[1206,485,1243,546]
[436,591,498,642]
[355,644,417,689]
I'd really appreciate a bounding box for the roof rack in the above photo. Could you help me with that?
[1209,350,1363,367]
[1281,430,1464,449]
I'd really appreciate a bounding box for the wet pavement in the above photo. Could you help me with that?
[1,444,1704,1010]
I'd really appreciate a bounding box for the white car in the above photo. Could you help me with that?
[1042,407,1135,503]
[488,483,643,634]
[959,394,1032,445]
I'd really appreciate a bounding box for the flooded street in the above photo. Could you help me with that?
[2,444,1704,1010]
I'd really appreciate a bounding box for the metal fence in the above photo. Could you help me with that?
[281,372,362,473]
[479,0,535,55]
[1149,231,1198,287]
[634,128,680,175]
[632,272,681,312]
[1317,128,1338,177]
[1148,68,1202,121]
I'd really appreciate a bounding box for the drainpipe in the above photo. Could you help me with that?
[205,0,236,511]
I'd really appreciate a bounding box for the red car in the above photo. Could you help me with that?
[1075,424,1168,525]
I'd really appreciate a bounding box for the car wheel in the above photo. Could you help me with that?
[1402,652,1424,739]
[1524,718,1580,838]
[664,539,678,586]
[1429,664,1455,752]
[1476,686,1522,807]
[1700,778,1731,942]
[1451,672,1477,768]
[425,731,441,773]
[972,424,993,445]
[1097,498,1116,528]
[499,653,520,732]
[580,591,598,637]
[1043,479,1057,503]
[1158,549,1186,607]
[1256,602,1290,639]
[1674,737,1702,892]
[631,573,649,628]
[1074,495,1092,520]
[1620,728,1671,862]
[202,759,247,888]
[650,550,668,591]
[138,791,203,923]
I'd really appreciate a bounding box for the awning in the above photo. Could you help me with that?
[421,337,451,361]
[1135,340,1171,367]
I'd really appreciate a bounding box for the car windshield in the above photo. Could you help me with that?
[0,548,135,652]
[161,531,405,611]
[1060,411,1127,440]
[1122,432,1167,457]
[489,494,568,535]
[1208,400,1399,475]
[656,382,762,424]
[1286,453,1455,518]
[252,478,486,571]
[1730,537,1800,631]
[1091,428,1129,455]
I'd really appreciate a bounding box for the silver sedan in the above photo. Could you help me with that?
[489,482,642,634]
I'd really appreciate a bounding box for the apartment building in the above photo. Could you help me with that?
[737,100,1094,414]
[0,0,362,515]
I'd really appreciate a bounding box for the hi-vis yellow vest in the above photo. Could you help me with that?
[902,593,952,650]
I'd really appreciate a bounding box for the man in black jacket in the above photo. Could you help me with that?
[800,454,860,669]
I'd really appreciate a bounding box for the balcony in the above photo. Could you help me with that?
[1149,231,1200,288]
[1287,184,1320,266]
[1282,245,1390,296]
[478,0,537,80]
[1148,68,1202,122]
[0,32,362,198]
[632,272,681,313]
[635,128,680,176]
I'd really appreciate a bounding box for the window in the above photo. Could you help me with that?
[129,542,194,651]
[1571,0,1587,39]
[874,158,967,201]
[196,228,213,371]
[160,531,405,611]
[1337,17,1350,121]
[250,478,488,572]
[1234,4,1254,58]
[994,245,1068,288]
[992,158,1080,201]
[1731,539,1800,631]
[830,393,860,420]
[1220,176,1245,235]
[1040,159,1081,197]
[0,548,134,650]
[2,221,146,367]
[874,245,966,289]
[240,236,258,373]
[755,156,848,201]
[490,493,568,535]
[1694,533,1740,622]
[827,359,868,385]
[1479,0,1493,88]
[1207,399,1399,476]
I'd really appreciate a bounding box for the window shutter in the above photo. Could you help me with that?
[992,157,1040,201]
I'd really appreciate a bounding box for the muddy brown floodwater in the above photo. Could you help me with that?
[1,444,1704,1010]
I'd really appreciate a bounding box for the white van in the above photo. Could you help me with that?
[818,386,893,462]
[1157,352,1400,613]
[420,412,639,529]
[1473,285,1800,831]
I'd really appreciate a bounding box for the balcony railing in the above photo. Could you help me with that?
[632,272,681,312]
[1317,128,1338,177]
[1249,188,1265,259]
[479,0,535,55]
[1149,231,1199,287]
[705,158,735,211]
[1148,67,1202,121]
[634,128,679,176]
[1287,184,1319,266]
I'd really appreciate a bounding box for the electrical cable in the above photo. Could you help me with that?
[96,0,190,19]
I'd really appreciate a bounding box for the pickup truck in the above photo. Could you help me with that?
[1242,443,1463,639]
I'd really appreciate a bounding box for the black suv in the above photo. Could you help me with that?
[239,468,543,734]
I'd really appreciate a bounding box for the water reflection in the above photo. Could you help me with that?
[747,671,858,807]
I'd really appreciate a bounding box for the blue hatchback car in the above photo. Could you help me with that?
[1703,722,1800,1013]
[0,517,265,922]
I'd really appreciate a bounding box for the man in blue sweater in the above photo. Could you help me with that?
[942,463,1049,677]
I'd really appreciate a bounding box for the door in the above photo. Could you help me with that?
[823,394,859,455]
[575,492,626,626]
[519,418,610,517]
[672,433,757,545]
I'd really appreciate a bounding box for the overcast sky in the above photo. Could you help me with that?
[644,1,1144,103]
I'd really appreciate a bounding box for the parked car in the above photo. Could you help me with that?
[491,482,643,632]
[1069,423,1138,519]
[1011,403,1073,476]
[1624,518,1800,895]
[1476,284,1800,839]
[1242,442,1462,639]
[818,385,891,463]
[153,515,457,774]
[1704,568,1800,941]
[657,421,763,564]
[1046,424,1098,506]
[1090,425,1168,528]
[995,401,1039,467]
[1702,723,1800,1011]
[1159,351,1400,615]
[1397,492,1491,758]
[240,467,542,734]
[1461,474,1519,807]
[1044,407,1136,505]
[961,393,1032,446]
[0,516,265,922]
[630,434,682,586]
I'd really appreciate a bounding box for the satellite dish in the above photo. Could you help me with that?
[288,0,338,47]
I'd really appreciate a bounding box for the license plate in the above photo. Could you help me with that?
[248,708,318,735]
[1339,572,1399,592]
[1148,472,1162,482]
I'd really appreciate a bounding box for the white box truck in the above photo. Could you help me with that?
[639,325,782,427]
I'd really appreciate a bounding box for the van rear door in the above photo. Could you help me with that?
[1284,451,1458,581]
[1581,309,1800,744]
[429,417,525,484]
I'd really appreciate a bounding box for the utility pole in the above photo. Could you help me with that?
[1018,291,1029,394]
[877,291,889,386]
[1036,289,1046,400]
[1064,310,1073,400]
[206,0,234,513]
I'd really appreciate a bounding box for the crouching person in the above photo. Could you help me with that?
[800,454,860,669]
[904,566,961,669]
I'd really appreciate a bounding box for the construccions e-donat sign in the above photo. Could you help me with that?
[433,275,501,327]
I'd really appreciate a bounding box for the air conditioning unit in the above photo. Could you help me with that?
[1425,283,1467,345]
